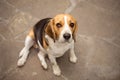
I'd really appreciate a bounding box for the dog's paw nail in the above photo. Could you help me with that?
[70,57,77,63]
[17,58,26,67]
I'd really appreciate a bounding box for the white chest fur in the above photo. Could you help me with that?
[47,41,73,57]
[45,35,74,58]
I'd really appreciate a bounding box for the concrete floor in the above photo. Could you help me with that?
[0,0,120,80]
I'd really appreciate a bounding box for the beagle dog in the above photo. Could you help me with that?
[17,14,78,76]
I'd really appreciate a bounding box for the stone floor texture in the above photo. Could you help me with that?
[0,0,120,80]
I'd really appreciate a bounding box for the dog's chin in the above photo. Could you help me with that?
[65,39,73,43]
[58,38,73,43]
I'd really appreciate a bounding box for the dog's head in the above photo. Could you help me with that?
[46,14,78,43]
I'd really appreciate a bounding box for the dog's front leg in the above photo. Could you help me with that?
[48,54,61,76]
[69,46,77,63]
[38,51,47,69]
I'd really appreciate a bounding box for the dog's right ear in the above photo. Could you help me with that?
[45,19,56,42]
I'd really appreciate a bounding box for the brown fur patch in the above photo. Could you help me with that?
[28,28,35,39]
[45,20,56,41]
[43,37,48,49]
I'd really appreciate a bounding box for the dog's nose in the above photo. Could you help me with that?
[63,33,71,40]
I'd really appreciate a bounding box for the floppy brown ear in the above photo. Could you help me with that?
[73,23,78,42]
[45,19,56,42]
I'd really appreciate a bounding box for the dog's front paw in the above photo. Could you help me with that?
[17,58,26,67]
[53,65,61,76]
[70,56,77,63]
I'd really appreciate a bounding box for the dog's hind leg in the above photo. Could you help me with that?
[17,36,34,67]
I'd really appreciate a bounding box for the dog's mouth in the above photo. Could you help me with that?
[59,38,73,43]
[64,39,72,42]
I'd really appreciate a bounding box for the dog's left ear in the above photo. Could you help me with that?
[45,19,56,42]
[73,22,78,42]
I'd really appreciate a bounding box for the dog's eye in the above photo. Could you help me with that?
[56,23,62,28]
[70,23,74,28]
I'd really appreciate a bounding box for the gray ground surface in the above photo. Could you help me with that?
[0,0,120,80]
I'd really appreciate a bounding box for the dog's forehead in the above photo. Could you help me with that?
[53,14,76,22]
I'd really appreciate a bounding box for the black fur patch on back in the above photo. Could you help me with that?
[34,18,52,47]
